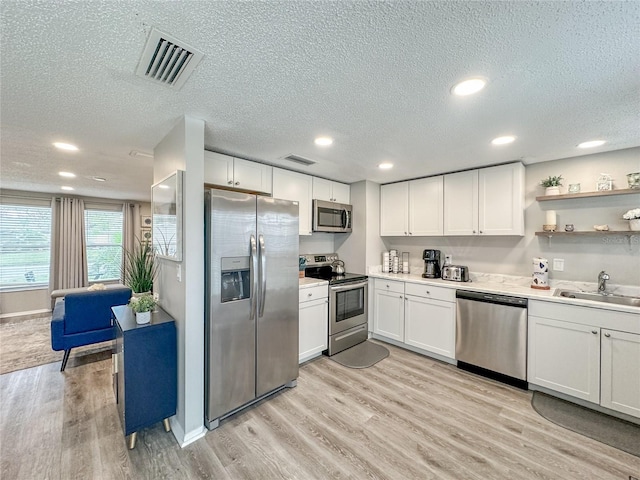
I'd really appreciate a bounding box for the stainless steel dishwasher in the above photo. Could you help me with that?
[455,290,528,388]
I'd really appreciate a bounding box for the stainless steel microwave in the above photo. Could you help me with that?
[312,199,352,233]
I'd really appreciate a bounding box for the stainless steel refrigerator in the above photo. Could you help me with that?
[205,188,299,430]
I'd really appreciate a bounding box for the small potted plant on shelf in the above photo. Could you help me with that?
[540,175,563,196]
[623,208,640,231]
[128,293,156,325]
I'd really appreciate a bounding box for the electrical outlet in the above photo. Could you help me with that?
[445,255,453,265]
[553,258,564,271]
[177,264,182,282]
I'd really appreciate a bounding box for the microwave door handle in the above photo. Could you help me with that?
[342,209,349,229]
[258,234,267,317]
[250,234,258,320]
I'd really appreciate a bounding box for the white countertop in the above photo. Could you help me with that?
[298,277,329,288]
[368,271,640,315]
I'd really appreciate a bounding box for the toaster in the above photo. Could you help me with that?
[442,265,470,282]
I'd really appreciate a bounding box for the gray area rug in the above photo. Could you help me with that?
[0,315,112,375]
[531,391,639,457]
[330,340,389,369]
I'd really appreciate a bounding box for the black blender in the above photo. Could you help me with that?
[422,249,442,278]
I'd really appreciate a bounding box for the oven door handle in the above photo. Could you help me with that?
[330,280,368,292]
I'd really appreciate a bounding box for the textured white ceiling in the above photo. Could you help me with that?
[1,1,639,201]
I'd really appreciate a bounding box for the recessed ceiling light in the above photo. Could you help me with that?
[378,162,394,170]
[58,171,76,178]
[129,149,154,158]
[491,135,516,145]
[159,185,170,189]
[451,77,487,96]
[577,140,606,149]
[314,136,333,146]
[61,186,74,191]
[92,176,106,182]
[53,142,79,151]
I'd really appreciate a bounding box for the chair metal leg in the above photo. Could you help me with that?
[61,349,71,371]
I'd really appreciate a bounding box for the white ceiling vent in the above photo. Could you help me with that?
[135,28,204,89]
[283,154,316,166]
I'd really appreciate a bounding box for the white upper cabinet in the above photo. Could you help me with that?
[408,177,444,236]
[380,182,409,236]
[204,151,272,194]
[478,163,525,235]
[380,176,443,236]
[444,163,524,236]
[443,170,479,235]
[312,178,350,204]
[272,167,313,236]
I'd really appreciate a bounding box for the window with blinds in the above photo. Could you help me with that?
[84,209,123,282]
[0,204,52,288]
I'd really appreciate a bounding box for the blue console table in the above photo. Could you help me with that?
[111,305,177,449]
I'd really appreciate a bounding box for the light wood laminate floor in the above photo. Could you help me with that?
[1,341,638,479]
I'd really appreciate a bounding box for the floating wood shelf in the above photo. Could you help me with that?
[535,230,639,237]
[536,188,640,202]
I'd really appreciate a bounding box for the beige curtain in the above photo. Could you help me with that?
[122,203,141,278]
[49,197,88,291]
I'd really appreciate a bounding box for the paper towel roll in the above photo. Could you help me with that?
[531,257,550,290]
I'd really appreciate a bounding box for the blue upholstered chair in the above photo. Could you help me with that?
[51,288,132,371]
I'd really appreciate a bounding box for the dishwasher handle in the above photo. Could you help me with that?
[456,289,528,308]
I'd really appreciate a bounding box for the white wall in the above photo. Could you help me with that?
[335,180,387,274]
[153,115,206,447]
[299,234,335,254]
[384,148,640,285]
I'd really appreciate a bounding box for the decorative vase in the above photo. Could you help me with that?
[545,186,560,196]
[132,291,151,298]
[135,310,151,325]
[630,219,640,231]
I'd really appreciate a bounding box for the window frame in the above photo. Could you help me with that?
[84,204,124,284]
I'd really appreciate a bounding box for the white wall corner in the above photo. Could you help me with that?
[170,417,207,448]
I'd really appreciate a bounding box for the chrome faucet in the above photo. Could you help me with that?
[597,271,610,294]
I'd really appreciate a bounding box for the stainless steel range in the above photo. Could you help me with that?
[302,254,368,355]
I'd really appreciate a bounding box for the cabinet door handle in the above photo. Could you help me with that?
[591,330,598,334]
[235,181,240,186]
[479,230,483,234]
[307,293,312,297]
[227,180,233,185]
[399,295,403,299]
[472,230,476,234]
[404,232,407,235]
[604,333,611,337]
[426,290,430,295]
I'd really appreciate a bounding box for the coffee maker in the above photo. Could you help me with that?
[422,249,442,278]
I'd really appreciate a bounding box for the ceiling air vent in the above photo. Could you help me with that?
[283,154,316,166]
[135,28,204,89]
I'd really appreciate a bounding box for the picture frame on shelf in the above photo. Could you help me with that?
[596,174,613,191]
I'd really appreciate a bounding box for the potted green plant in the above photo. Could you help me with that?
[122,238,158,294]
[540,175,563,195]
[128,293,156,324]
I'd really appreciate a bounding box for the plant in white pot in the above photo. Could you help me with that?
[122,238,157,295]
[128,293,156,325]
[540,175,563,196]
[623,208,640,231]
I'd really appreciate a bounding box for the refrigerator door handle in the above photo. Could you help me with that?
[250,234,258,320]
[258,234,267,317]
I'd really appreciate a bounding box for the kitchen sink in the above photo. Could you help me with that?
[554,290,640,307]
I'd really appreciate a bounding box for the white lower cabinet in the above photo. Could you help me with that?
[298,285,328,364]
[528,316,600,403]
[373,279,456,360]
[528,300,640,418]
[600,329,640,417]
[405,295,455,359]
[373,281,405,342]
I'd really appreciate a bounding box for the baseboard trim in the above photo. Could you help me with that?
[170,418,207,448]
[0,309,51,322]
